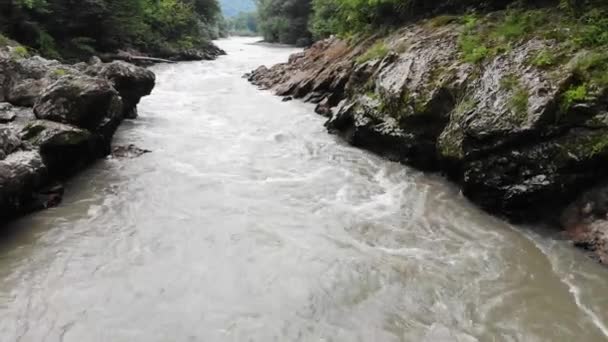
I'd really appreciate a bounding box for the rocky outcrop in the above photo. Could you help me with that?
[166,44,227,62]
[102,43,227,66]
[33,76,122,130]
[248,21,608,262]
[0,48,155,219]
[86,61,155,118]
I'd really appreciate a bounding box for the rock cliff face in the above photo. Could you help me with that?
[247,22,608,262]
[0,47,155,219]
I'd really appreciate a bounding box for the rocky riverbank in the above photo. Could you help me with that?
[247,13,608,263]
[99,42,227,66]
[0,46,155,219]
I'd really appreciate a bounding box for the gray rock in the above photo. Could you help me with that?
[21,120,101,176]
[33,75,122,130]
[0,126,22,159]
[0,103,17,123]
[87,61,155,118]
[0,150,48,218]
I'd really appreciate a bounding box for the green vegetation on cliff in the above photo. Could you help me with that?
[0,0,225,60]
[257,0,607,47]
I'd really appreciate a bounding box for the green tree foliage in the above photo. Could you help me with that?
[257,0,311,45]
[0,0,224,59]
[308,0,606,38]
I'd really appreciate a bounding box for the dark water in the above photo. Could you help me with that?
[1,37,607,342]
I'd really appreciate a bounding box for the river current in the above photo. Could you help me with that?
[1,37,607,342]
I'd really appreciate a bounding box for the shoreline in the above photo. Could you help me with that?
[245,12,608,264]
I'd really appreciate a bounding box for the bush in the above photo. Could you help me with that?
[561,84,591,111]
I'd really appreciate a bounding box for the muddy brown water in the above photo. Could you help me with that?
[1,37,608,342]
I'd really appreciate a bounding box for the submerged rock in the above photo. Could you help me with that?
[561,184,608,263]
[112,144,151,159]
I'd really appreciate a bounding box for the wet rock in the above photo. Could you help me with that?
[0,126,22,160]
[561,184,608,263]
[112,144,151,159]
[314,97,332,117]
[33,75,122,130]
[0,103,17,123]
[87,61,155,118]
[165,44,227,62]
[0,151,48,219]
[28,183,65,211]
[22,120,102,176]
[463,127,608,220]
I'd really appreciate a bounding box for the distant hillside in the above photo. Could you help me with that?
[219,0,256,17]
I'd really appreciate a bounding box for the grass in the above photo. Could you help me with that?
[12,46,29,58]
[454,97,475,116]
[560,84,591,112]
[0,33,9,46]
[530,49,557,68]
[500,74,529,117]
[356,41,389,64]
[427,15,459,28]
[570,52,608,88]
[459,34,489,63]
[510,87,530,118]
[500,74,519,91]
[456,7,608,65]
[53,68,68,77]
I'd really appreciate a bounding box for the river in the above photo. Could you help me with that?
[1,37,607,342]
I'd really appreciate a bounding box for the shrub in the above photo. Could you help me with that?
[12,46,29,58]
[561,84,591,112]
[531,49,556,68]
[459,34,488,64]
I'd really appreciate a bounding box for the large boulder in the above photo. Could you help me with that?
[0,150,48,218]
[33,75,123,130]
[6,78,51,107]
[0,53,79,106]
[21,120,101,176]
[87,61,155,118]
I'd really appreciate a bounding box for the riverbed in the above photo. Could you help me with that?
[1,37,607,342]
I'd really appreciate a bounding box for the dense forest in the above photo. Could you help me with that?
[0,0,226,60]
[257,0,608,44]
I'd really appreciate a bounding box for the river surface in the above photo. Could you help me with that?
[1,37,608,342]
